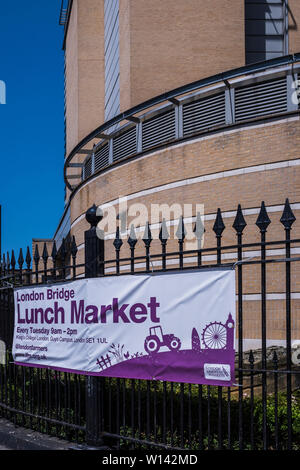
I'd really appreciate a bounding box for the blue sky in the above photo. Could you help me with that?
[0,1,65,258]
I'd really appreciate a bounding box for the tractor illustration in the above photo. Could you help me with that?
[144,326,181,355]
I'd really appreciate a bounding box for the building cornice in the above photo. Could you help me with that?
[61,0,73,51]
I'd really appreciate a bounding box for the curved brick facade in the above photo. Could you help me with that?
[49,1,300,350]
[66,115,300,348]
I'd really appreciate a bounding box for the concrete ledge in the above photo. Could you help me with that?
[0,418,72,450]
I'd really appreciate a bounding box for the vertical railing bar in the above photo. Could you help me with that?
[29,367,33,430]
[170,382,174,448]
[73,374,78,442]
[188,383,192,448]
[284,223,292,449]
[273,351,279,450]
[21,366,25,427]
[54,371,59,437]
[180,382,184,448]
[122,379,126,438]
[218,386,222,450]
[137,380,141,447]
[116,378,120,449]
[207,385,211,449]
[153,381,157,443]
[45,369,50,435]
[249,351,255,450]
[237,238,244,450]
[233,204,246,450]
[227,387,231,450]
[108,377,112,433]
[131,379,135,448]
[162,381,167,445]
[198,384,203,450]
[261,231,267,449]
[146,380,150,441]
[214,208,224,450]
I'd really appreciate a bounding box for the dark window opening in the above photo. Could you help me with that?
[245,0,288,64]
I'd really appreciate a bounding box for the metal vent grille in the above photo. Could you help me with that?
[235,77,287,122]
[95,143,109,172]
[113,126,137,162]
[183,92,226,136]
[84,158,92,179]
[142,110,175,150]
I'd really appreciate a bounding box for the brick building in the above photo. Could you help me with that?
[34,0,300,349]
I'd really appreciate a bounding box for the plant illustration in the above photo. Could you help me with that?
[108,343,129,363]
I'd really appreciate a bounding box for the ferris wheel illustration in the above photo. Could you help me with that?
[201,321,228,350]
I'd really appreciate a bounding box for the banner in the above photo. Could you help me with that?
[13,268,236,386]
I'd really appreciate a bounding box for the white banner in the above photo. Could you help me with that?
[13,268,236,385]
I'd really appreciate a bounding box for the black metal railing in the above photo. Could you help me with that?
[0,199,300,450]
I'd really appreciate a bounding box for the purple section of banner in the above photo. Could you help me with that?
[15,346,235,386]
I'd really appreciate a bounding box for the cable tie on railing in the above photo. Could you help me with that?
[148,254,154,274]
[233,255,258,268]
[0,281,14,290]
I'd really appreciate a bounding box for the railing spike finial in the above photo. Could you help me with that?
[34,244,40,264]
[193,212,205,240]
[142,222,152,248]
[213,208,225,237]
[42,243,49,263]
[249,350,254,364]
[26,246,31,268]
[61,238,66,261]
[273,349,278,366]
[176,216,186,241]
[51,240,57,260]
[256,201,271,232]
[113,226,123,251]
[159,218,169,243]
[71,235,78,258]
[233,204,247,234]
[18,248,24,268]
[280,198,296,230]
[128,224,137,249]
[11,249,16,270]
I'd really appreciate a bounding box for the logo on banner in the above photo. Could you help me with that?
[204,363,231,381]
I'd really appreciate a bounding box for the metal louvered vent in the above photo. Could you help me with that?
[183,92,226,136]
[235,77,287,122]
[95,143,109,172]
[113,126,137,162]
[142,109,175,151]
[84,158,92,179]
